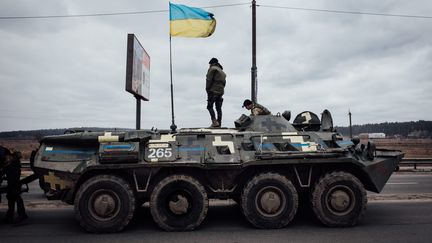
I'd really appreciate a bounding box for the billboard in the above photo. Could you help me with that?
[126,34,150,101]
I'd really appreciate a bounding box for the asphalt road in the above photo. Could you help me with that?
[0,172,431,243]
[380,173,432,194]
[0,201,431,243]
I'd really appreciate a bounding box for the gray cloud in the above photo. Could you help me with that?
[1,0,432,132]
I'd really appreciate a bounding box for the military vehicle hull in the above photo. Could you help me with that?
[31,114,403,233]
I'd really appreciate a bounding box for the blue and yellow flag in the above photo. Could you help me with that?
[169,2,216,38]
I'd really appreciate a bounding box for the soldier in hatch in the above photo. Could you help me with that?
[242,99,271,116]
[206,58,226,128]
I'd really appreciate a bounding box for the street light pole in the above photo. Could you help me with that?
[251,0,258,103]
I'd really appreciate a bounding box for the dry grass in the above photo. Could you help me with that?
[372,139,432,158]
[0,139,39,160]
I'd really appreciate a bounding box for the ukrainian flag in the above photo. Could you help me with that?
[169,2,216,38]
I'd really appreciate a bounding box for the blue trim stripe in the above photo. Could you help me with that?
[337,140,354,146]
[254,143,276,149]
[169,3,214,21]
[103,145,133,150]
[43,150,95,155]
[291,143,310,147]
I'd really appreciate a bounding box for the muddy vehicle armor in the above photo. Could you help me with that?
[31,110,403,233]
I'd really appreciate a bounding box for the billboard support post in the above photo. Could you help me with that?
[136,96,141,130]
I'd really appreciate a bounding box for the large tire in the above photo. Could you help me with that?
[311,171,367,227]
[74,175,136,233]
[150,175,208,231]
[241,172,298,229]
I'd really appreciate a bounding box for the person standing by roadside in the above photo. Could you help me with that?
[1,148,27,224]
[206,57,226,128]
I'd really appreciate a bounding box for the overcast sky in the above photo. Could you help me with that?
[1,0,431,132]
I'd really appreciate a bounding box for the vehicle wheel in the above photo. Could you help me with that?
[241,172,298,228]
[311,171,367,227]
[150,174,208,231]
[74,175,135,233]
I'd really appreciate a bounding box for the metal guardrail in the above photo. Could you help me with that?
[21,160,30,170]
[399,158,432,169]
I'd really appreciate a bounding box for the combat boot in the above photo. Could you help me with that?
[210,120,220,128]
[14,214,28,224]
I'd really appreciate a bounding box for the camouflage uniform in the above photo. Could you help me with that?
[251,102,271,116]
[206,63,226,126]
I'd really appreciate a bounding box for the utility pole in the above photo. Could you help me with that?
[349,109,353,138]
[251,0,257,103]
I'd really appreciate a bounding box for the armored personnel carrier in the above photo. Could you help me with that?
[31,110,403,233]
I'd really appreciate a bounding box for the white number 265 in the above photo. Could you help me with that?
[148,148,172,159]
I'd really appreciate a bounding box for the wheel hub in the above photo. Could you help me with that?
[256,186,285,217]
[329,190,351,212]
[260,191,281,214]
[93,194,117,218]
[169,194,189,215]
[326,185,355,215]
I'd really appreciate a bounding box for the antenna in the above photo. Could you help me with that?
[349,109,352,138]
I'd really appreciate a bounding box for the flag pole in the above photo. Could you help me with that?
[169,35,177,132]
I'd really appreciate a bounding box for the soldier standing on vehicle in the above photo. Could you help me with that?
[242,99,271,116]
[206,57,226,128]
[2,150,27,224]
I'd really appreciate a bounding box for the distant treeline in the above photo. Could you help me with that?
[1,121,431,139]
[335,120,432,138]
[0,128,65,140]
[0,127,129,140]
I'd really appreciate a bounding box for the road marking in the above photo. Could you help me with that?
[387,182,418,185]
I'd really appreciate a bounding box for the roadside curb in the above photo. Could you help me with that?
[396,166,432,173]
[368,193,432,201]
